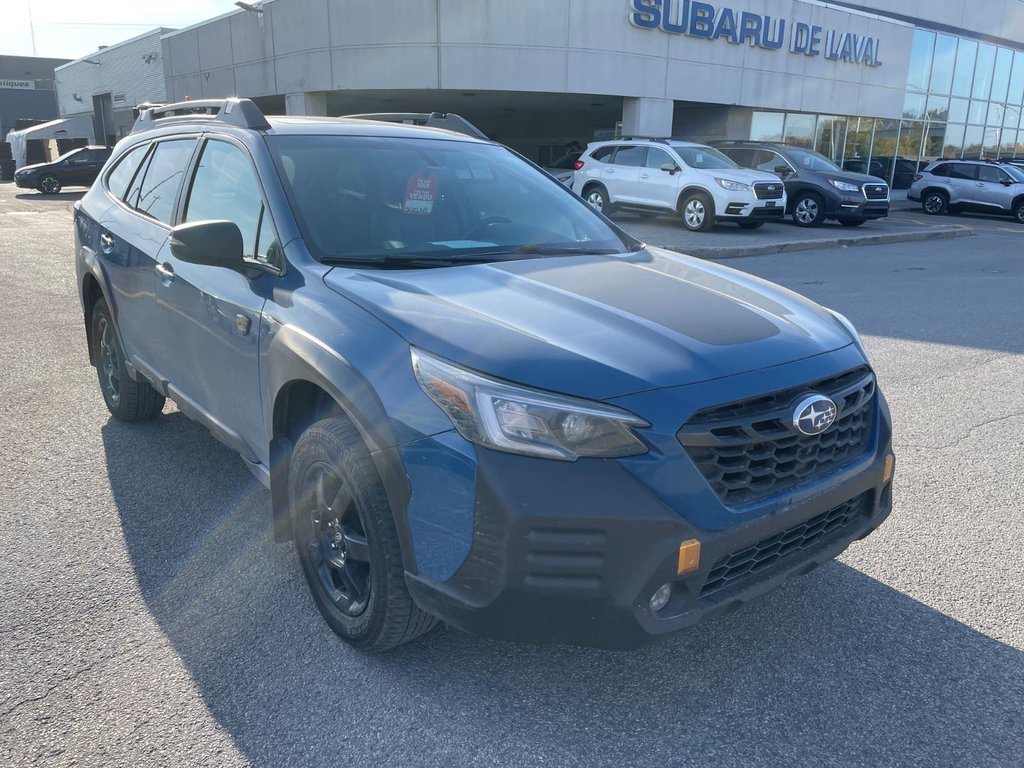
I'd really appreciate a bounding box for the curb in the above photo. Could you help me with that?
[662,224,974,260]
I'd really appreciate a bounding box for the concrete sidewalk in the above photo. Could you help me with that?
[612,203,973,259]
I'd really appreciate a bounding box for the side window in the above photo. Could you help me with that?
[255,206,280,264]
[612,145,647,167]
[646,148,675,169]
[105,144,149,201]
[720,148,755,167]
[949,164,978,180]
[135,139,195,225]
[755,150,786,172]
[184,139,264,259]
[930,164,949,177]
[590,146,615,163]
[977,165,1008,183]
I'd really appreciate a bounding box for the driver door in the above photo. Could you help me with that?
[637,147,682,209]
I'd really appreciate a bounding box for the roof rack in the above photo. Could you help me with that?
[131,98,271,134]
[344,112,487,140]
[618,136,670,143]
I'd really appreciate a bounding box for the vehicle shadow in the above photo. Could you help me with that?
[101,413,1023,768]
[14,191,87,202]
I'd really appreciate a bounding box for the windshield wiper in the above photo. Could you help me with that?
[322,244,641,270]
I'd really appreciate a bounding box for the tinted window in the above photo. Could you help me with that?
[977,165,1008,184]
[106,144,149,200]
[949,164,978,180]
[719,148,756,167]
[184,140,263,257]
[754,150,787,172]
[267,135,632,264]
[646,148,676,169]
[612,146,646,167]
[591,146,615,163]
[930,163,949,177]
[135,139,194,225]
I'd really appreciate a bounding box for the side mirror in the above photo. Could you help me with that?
[774,165,792,177]
[1001,179,1014,186]
[661,163,681,175]
[169,220,245,271]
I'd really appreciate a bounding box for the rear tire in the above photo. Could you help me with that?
[291,416,437,651]
[583,185,610,214]
[679,191,715,232]
[90,298,165,421]
[837,217,867,227]
[922,190,948,215]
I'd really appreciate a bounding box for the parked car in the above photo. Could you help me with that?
[14,145,112,194]
[76,99,894,651]
[573,138,786,231]
[842,156,917,189]
[712,141,890,227]
[543,150,583,185]
[908,159,1024,221]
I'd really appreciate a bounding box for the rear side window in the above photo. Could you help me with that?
[135,139,195,225]
[590,146,615,163]
[612,146,647,167]
[930,163,949,177]
[949,164,978,180]
[106,144,149,201]
[184,139,264,258]
[720,148,756,167]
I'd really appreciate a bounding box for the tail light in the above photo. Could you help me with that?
[574,160,585,171]
[912,174,922,182]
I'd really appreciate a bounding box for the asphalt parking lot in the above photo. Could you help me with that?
[1,182,1022,767]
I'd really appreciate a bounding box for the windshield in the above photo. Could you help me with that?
[785,147,843,172]
[267,136,634,265]
[671,145,739,170]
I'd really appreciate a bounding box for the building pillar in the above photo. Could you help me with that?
[621,97,674,138]
[285,91,327,116]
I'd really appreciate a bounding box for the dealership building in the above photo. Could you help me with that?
[47,0,1024,185]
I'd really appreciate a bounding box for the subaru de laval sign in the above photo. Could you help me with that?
[629,0,884,67]
[0,79,36,90]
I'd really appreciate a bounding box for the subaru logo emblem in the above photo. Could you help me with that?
[792,395,838,436]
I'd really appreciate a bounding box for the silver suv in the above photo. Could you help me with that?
[908,160,1024,222]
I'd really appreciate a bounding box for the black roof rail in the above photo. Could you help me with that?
[618,136,670,143]
[131,98,271,134]
[344,112,487,140]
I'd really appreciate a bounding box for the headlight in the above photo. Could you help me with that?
[715,178,751,192]
[829,310,867,358]
[829,179,861,193]
[411,349,649,461]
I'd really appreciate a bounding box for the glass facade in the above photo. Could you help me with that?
[747,29,1024,188]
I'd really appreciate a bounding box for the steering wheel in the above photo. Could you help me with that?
[465,216,513,240]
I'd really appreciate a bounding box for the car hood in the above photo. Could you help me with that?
[15,162,47,173]
[713,168,781,185]
[323,247,854,400]
[819,169,888,187]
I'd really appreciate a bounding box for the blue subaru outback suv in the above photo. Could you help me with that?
[75,99,894,650]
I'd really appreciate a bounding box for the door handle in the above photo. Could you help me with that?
[640,173,650,179]
[99,232,114,254]
[155,263,175,283]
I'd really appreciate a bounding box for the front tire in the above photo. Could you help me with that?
[922,190,948,215]
[1013,199,1024,224]
[90,298,165,421]
[38,174,62,195]
[791,193,826,227]
[291,417,436,651]
[679,192,715,232]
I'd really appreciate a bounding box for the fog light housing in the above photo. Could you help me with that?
[883,454,895,484]
[649,582,672,612]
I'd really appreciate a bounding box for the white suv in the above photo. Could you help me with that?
[573,139,787,231]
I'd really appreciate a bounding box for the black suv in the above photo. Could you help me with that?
[14,145,112,194]
[713,141,890,227]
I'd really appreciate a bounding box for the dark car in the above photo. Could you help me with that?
[713,141,890,227]
[14,145,112,194]
[842,156,917,190]
[75,99,894,651]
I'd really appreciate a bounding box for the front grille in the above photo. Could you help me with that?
[754,182,784,200]
[700,493,871,598]
[863,184,889,200]
[678,367,876,507]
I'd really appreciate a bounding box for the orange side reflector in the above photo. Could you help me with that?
[883,454,895,484]
[677,539,701,575]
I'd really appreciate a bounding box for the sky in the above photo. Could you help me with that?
[2,0,231,60]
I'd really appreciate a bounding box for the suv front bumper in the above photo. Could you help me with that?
[405,426,894,649]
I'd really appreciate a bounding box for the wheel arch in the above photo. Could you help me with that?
[81,272,107,366]
[676,185,712,211]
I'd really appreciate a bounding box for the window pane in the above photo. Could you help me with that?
[645,148,675,169]
[968,100,988,124]
[750,112,784,142]
[991,48,1013,104]
[906,29,935,94]
[1015,130,1024,158]
[903,93,927,120]
[612,145,646,167]
[962,125,984,158]
[972,44,996,100]
[184,140,263,257]
[1005,105,1022,131]
[977,165,1005,183]
[591,146,614,163]
[871,118,899,166]
[949,164,977,180]
[987,103,1005,128]
[843,117,873,171]
[754,150,786,173]
[952,39,977,97]
[815,116,847,161]
[947,98,969,123]
[897,120,925,180]
[922,123,947,162]
[256,207,279,264]
[930,35,958,95]
[942,123,966,158]
[983,127,1001,157]
[106,144,148,201]
[999,130,1016,158]
[782,113,816,149]
[1009,52,1024,108]
[136,139,194,225]
[926,95,949,121]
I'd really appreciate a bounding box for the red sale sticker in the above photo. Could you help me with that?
[403,169,439,215]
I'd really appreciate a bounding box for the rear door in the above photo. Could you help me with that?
[638,146,681,209]
[150,136,279,463]
[947,163,980,205]
[605,145,646,205]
